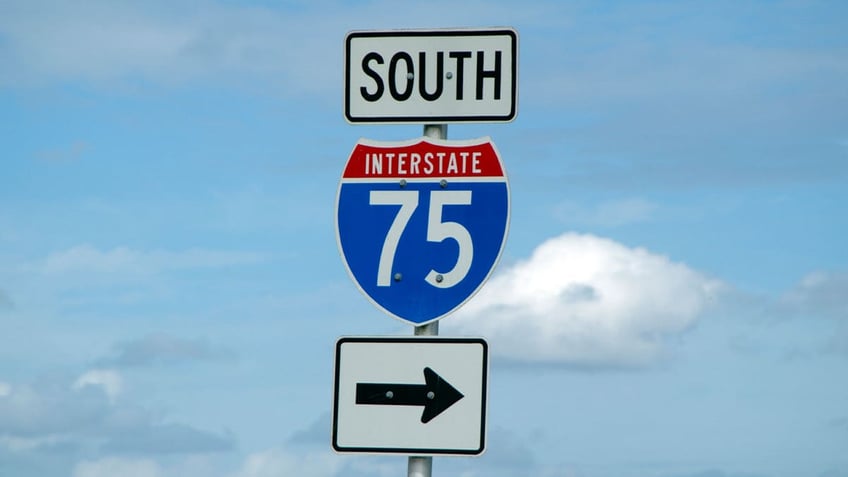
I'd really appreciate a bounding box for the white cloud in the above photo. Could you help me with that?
[73,369,123,402]
[447,233,722,367]
[73,457,163,477]
[0,381,10,397]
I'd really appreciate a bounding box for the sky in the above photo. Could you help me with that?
[1,0,847,476]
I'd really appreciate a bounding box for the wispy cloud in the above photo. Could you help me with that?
[35,245,264,276]
[447,233,723,368]
[73,369,123,402]
[553,198,657,227]
[102,423,234,455]
[73,457,164,477]
[232,448,341,477]
[517,3,848,189]
[0,372,234,457]
[828,416,848,432]
[774,271,848,358]
[714,270,848,361]
[0,378,109,437]
[0,289,13,310]
[33,141,90,163]
[98,333,235,368]
[776,271,848,321]
[0,0,554,95]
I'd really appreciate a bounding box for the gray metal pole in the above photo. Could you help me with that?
[408,123,446,477]
[423,123,447,141]
[409,324,437,477]
[408,454,433,477]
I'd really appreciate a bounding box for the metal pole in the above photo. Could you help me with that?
[408,454,433,477]
[423,123,447,141]
[408,123,446,477]
[407,320,435,475]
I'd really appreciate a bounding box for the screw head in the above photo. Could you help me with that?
[393,273,402,282]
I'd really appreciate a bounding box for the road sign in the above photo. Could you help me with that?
[332,337,488,455]
[335,136,510,326]
[345,28,518,123]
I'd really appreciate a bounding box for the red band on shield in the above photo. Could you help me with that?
[343,138,504,179]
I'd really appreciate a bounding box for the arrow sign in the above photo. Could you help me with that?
[355,367,464,423]
[333,337,488,455]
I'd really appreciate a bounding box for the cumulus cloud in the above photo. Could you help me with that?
[447,233,722,368]
[99,333,235,368]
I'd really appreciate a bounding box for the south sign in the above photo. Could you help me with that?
[335,137,510,326]
[345,28,518,123]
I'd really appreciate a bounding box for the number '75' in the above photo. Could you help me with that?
[369,190,473,289]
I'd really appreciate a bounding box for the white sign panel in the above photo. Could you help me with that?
[345,28,518,123]
[332,337,488,455]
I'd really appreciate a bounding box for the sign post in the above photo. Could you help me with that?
[336,26,518,477]
[410,123,445,477]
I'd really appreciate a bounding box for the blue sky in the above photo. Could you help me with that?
[1,0,847,476]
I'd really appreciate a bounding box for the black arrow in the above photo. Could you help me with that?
[355,367,464,423]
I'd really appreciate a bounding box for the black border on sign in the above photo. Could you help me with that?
[331,336,489,455]
[344,28,518,124]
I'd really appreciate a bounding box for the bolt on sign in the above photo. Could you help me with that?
[345,28,518,123]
